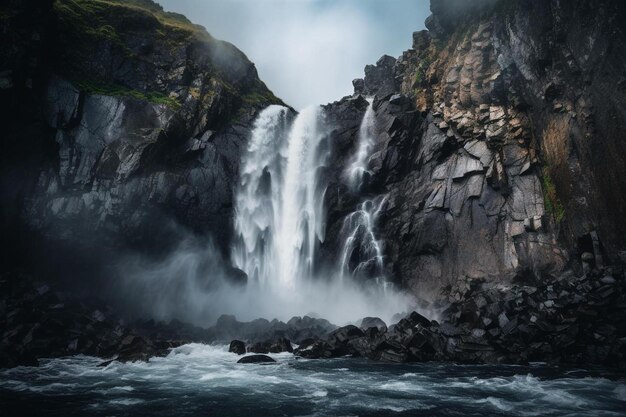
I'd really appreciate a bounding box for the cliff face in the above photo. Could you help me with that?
[323,0,626,299]
[1,0,282,280]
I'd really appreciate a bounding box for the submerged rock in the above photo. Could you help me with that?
[229,340,246,355]
[237,354,276,364]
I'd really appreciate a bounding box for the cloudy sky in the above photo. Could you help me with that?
[159,0,430,109]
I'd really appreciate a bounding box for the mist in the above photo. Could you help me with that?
[118,238,416,327]
[158,0,429,109]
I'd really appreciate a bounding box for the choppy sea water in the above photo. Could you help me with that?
[1,344,625,416]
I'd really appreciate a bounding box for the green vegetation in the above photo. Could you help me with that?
[53,0,281,114]
[53,0,211,47]
[414,71,423,86]
[542,171,566,224]
[73,79,181,109]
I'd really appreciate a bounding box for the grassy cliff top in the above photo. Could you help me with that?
[51,0,283,110]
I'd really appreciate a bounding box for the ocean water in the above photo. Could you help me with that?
[1,344,625,416]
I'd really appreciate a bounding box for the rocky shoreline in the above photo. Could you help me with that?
[3,266,624,370]
[287,268,625,368]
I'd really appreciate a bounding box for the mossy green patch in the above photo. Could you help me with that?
[542,171,565,224]
[73,79,180,109]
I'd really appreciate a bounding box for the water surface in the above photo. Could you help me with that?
[1,344,625,416]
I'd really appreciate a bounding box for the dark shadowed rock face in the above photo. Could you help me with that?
[0,0,284,281]
[323,0,626,301]
[229,340,246,355]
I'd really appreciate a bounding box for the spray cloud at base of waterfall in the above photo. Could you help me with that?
[117,237,415,326]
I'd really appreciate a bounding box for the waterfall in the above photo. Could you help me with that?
[232,105,328,290]
[338,196,388,283]
[225,102,410,323]
[338,98,389,285]
[347,97,375,189]
[231,105,289,286]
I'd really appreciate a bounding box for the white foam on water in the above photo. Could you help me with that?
[108,398,145,406]
[1,348,624,416]
[477,396,514,411]
[614,384,626,400]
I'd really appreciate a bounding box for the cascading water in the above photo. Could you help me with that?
[232,105,328,290]
[338,98,389,286]
[231,105,289,286]
[276,106,329,287]
[228,102,409,323]
[346,97,375,189]
[338,196,387,283]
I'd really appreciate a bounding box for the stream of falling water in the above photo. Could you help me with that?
[347,97,375,190]
[338,98,389,286]
[231,105,328,291]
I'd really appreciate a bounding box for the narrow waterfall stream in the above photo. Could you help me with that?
[338,196,387,283]
[347,98,376,190]
[338,98,389,285]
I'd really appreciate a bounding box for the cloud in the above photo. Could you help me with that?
[158,0,429,109]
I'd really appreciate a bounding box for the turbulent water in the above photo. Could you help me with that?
[1,344,625,417]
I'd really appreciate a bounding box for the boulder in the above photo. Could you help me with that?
[229,340,246,355]
[359,317,387,332]
[293,339,333,359]
[269,337,293,353]
[327,325,365,346]
[237,354,276,364]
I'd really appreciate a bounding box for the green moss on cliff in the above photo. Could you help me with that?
[542,172,566,224]
[73,79,181,109]
[52,0,284,119]
[54,0,209,42]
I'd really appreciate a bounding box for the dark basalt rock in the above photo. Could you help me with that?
[208,315,336,345]
[229,340,246,355]
[0,272,189,368]
[293,267,626,367]
[237,354,276,364]
[360,317,387,332]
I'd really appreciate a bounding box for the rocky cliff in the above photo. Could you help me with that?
[322,0,626,300]
[1,0,282,284]
[3,0,625,303]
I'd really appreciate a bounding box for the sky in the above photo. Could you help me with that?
[158,0,430,109]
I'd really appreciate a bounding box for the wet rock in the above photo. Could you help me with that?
[237,354,276,364]
[327,325,365,346]
[360,317,387,332]
[269,337,293,353]
[293,339,333,359]
[229,340,246,355]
